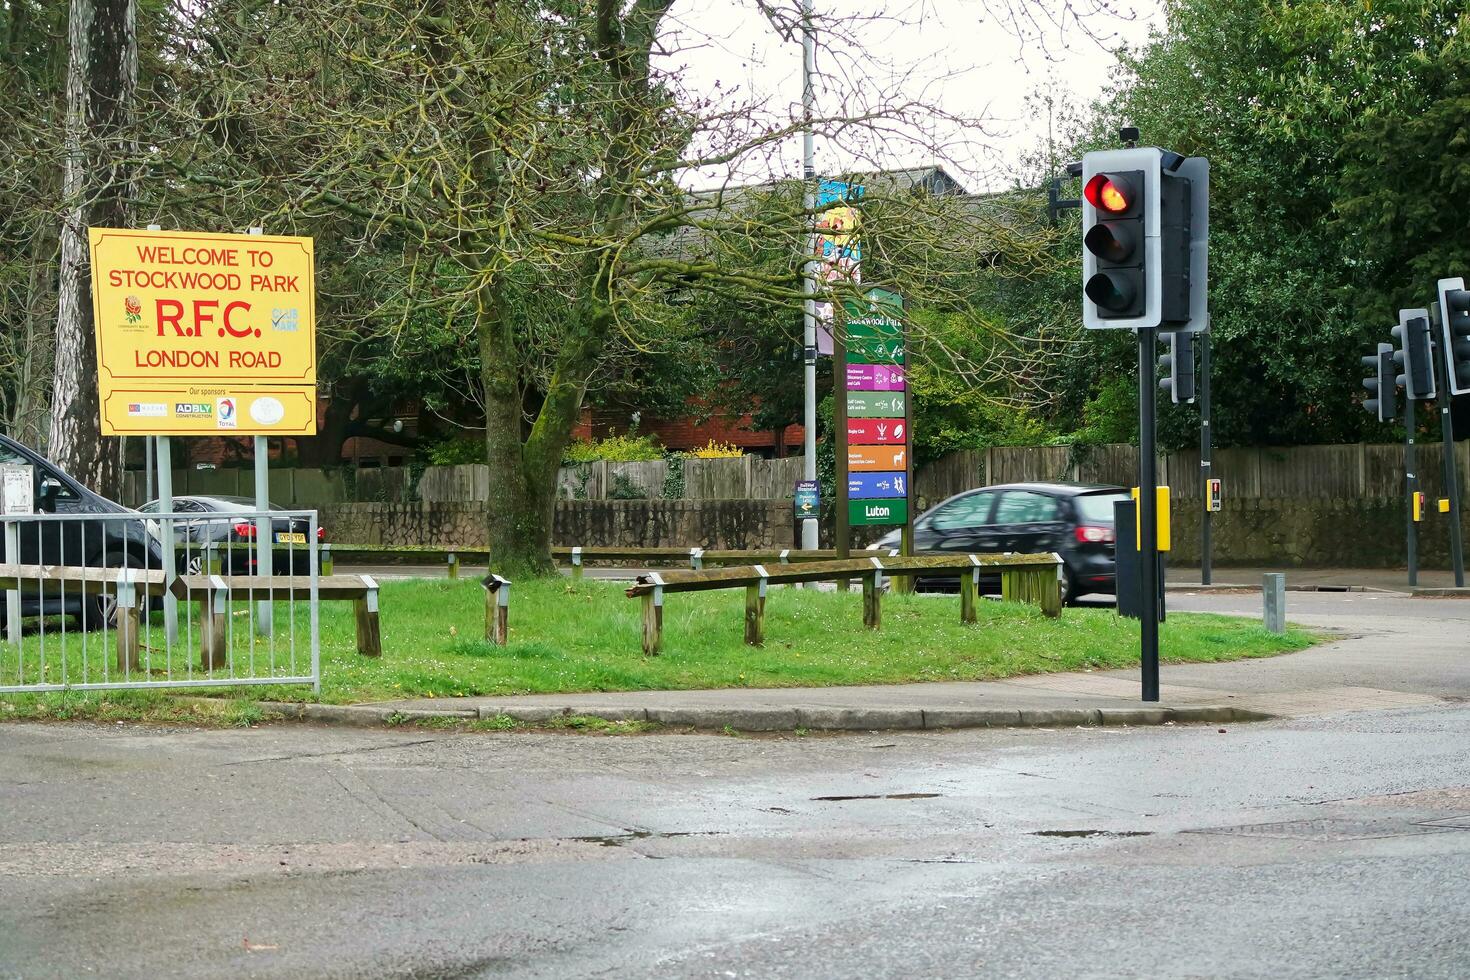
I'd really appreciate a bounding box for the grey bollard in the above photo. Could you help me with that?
[1263,573,1286,634]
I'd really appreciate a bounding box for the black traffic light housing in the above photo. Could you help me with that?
[1437,277,1470,396]
[1362,342,1397,422]
[1082,171,1145,319]
[1158,330,1196,403]
[1393,309,1436,401]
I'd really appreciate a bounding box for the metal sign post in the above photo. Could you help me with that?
[156,436,178,643]
[1137,326,1161,702]
[1,465,33,646]
[1431,304,1465,587]
[1405,395,1419,587]
[1199,330,1213,585]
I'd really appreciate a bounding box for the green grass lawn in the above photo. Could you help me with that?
[1,577,1317,722]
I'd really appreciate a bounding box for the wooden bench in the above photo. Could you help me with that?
[0,563,169,670]
[624,552,1062,655]
[170,573,383,667]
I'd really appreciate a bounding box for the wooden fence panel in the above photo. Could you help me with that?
[750,457,804,498]
[608,460,668,498]
[913,450,983,508]
[418,464,490,503]
[683,458,749,499]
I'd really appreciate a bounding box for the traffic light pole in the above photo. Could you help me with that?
[1405,398,1419,587]
[1137,326,1160,702]
[1432,330,1465,587]
[1199,331,1213,585]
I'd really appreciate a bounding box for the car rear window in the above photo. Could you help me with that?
[1075,493,1128,524]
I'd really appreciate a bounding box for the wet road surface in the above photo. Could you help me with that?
[4,704,1470,978]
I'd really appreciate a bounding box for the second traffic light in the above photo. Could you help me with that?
[1437,277,1470,395]
[1362,342,1397,422]
[1392,308,1436,401]
[1158,330,1196,403]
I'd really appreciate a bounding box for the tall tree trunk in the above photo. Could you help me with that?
[51,0,135,494]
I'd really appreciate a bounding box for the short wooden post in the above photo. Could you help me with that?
[1000,568,1018,604]
[446,552,460,579]
[863,559,882,629]
[482,573,511,645]
[354,574,382,657]
[199,575,229,670]
[203,539,221,575]
[641,581,664,656]
[744,565,767,646]
[960,558,979,624]
[893,524,916,595]
[689,547,703,571]
[114,572,140,673]
[1039,565,1062,618]
[321,542,334,576]
[571,546,583,580]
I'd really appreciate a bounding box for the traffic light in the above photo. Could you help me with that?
[1437,277,1470,396]
[1362,342,1397,422]
[1392,308,1436,401]
[1158,330,1196,403]
[1081,148,1209,332]
[1082,166,1145,320]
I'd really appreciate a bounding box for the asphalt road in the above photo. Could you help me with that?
[4,704,1470,978]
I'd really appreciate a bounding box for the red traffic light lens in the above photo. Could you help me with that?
[1084,173,1134,214]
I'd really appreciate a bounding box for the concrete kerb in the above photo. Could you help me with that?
[250,700,1274,731]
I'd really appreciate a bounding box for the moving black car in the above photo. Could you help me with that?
[0,432,165,627]
[873,482,1129,603]
[138,494,323,574]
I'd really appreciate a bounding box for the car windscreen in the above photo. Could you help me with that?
[1075,492,1128,524]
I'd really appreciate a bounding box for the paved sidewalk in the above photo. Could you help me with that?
[351,597,1465,732]
[1166,564,1465,593]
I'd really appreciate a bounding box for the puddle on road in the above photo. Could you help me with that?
[570,830,717,848]
[811,793,943,802]
[1029,829,1153,839]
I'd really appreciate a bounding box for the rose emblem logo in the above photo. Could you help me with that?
[124,295,142,324]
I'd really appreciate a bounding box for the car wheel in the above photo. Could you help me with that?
[1060,568,1080,607]
[81,551,146,631]
[186,554,203,575]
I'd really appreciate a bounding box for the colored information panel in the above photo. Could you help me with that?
[100,387,317,436]
[848,472,907,499]
[847,390,906,418]
[846,363,905,391]
[90,227,317,435]
[848,419,907,445]
[846,320,901,341]
[846,337,904,364]
[794,480,820,518]
[848,498,908,526]
[849,446,907,472]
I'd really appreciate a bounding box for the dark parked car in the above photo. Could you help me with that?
[138,495,323,574]
[0,432,166,627]
[874,482,1129,603]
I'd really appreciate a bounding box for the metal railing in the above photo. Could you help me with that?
[0,509,320,694]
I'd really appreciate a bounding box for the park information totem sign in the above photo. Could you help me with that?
[836,287,911,555]
[89,228,317,436]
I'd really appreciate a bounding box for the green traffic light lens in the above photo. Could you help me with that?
[1085,272,1135,311]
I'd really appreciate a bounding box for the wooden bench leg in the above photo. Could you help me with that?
[863,571,881,629]
[483,577,509,645]
[641,587,663,656]
[1039,568,1062,618]
[115,576,140,673]
[354,591,382,657]
[744,582,766,646]
[960,568,977,624]
[199,590,228,671]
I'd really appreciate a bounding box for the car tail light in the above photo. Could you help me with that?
[1074,525,1115,544]
[317,526,326,540]
[233,522,256,538]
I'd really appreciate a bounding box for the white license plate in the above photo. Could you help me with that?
[275,532,306,545]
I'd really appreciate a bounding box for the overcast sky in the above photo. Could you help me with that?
[659,0,1163,193]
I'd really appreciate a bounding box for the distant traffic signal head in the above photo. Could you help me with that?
[1158,330,1197,404]
[1392,308,1436,401]
[1362,342,1397,422]
[1437,278,1470,396]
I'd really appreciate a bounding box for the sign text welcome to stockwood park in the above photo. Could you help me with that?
[89,228,317,436]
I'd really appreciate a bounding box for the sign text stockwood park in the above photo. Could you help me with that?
[842,288,910,527]
[89,228,317,436]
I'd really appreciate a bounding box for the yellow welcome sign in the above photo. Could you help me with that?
[89,228,317,435]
